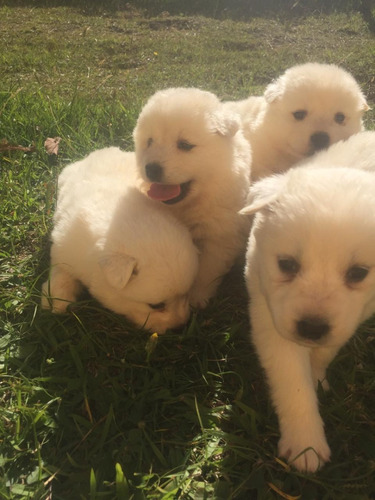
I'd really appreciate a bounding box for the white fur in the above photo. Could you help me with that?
[225,63,368,181]
[41,147,199,333]
[243,132,375,471]
[300,130,375,171]
[133,87,251,308]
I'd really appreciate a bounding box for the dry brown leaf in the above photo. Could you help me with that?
[44,137,61,156]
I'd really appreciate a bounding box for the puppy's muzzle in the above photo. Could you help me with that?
[296,316,330,341]
[310,132,330,152]
[145,162,163,182]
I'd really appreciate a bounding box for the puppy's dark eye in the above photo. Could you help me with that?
[293,110,307,121]
[177,139,195,151]
[148,302,166,311]
[278,256,300,277]
[345,265,369,285]
[334,112,345,124]
[147,138,153,147]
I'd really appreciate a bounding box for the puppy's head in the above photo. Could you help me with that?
[263,63,369,164]
[242,166,375,348]
[97,195,199,333]
[133,87,242,205]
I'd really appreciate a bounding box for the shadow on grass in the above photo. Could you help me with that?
[2,258,375,498]
[0,259,254,498]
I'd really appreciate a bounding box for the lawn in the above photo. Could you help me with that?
[1,2,375,498]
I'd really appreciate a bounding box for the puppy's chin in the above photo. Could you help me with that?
[278,329,344,349]
[162,180,192,205]
[144,313,191,334]
[289,336,328,348]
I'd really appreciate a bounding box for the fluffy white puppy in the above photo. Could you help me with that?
[41,147,199,333]
[225,63,368,181]
[242,133,375,472]
[133,87,251,308]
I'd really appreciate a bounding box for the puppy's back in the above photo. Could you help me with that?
[301,131,375,173]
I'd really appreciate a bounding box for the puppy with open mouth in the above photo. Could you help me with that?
[134,87,251,308]
[225,63,368,181]
[242,131,375,472]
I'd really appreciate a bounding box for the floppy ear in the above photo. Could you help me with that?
[99,254,137,289]
[264,76,285,104]
[240,174,286,215]
[360,94,370,112]
[210,108,241,137]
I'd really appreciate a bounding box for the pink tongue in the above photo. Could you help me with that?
[147,183,181,201]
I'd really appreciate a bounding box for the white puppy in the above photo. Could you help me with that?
[242,132,375,472]
[225,63,368,181]
[41,147,199,333]
[133,87,251,308]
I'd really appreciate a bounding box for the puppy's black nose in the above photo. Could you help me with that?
[145,162,163,182]
[296,316,330,341]
[310,132,330,151]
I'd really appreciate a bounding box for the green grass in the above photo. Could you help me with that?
[1,3,375,499]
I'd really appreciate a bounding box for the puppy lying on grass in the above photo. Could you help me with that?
[225,63,368,181]
[42,147,199,333]
[242,132,375,472]
[134,87,251,308]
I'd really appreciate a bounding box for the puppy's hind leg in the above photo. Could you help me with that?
[41,264,82,313]
[310,346,340,391]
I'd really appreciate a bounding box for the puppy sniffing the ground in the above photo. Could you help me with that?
[42,147,199,333]
[242,132,375,471]
[134,87,251,308]
[225,63,368,181]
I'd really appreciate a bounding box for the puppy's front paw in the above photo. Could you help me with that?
[278,429,331,472]
[41,278,78,314]
[41,288,69,314]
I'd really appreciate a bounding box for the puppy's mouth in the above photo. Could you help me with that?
[147,180,192,205]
